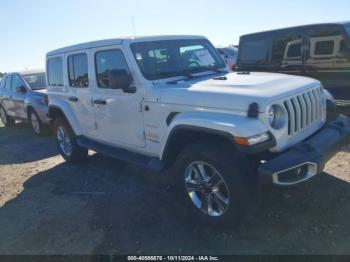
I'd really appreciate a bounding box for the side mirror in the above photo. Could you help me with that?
[108,69,135,93]
[16,85,26,94]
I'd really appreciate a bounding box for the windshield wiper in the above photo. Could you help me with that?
[183,67,227,75]
[166,72,196,84]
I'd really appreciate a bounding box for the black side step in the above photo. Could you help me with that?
[77,136,164,171]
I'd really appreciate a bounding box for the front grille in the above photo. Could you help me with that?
[283,87,323,136]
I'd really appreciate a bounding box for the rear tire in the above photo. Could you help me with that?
[173,141,260,228]
[54,118,88,163]
[0,106,15,127]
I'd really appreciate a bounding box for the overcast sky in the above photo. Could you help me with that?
[0,0,349,72]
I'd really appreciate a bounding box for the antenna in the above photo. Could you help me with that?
[131,16,136,38]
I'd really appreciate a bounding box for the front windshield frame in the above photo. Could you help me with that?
[22,73,47,90]
[130,39,226,81]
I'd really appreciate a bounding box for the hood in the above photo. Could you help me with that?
[160,72,320,112]
[32,88,47,95]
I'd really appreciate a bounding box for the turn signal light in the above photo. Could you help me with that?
[233,132,270,146]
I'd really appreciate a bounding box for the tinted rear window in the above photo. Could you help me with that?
[68,53,89,88]
[287,43,302,58]
[47,57,63,86]
[5,76,12,90]
[315,41,334,55]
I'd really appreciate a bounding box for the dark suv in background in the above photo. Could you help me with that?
[0,70,49,135]
[236,22,350,115]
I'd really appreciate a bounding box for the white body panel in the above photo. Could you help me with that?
[46,35,327,160]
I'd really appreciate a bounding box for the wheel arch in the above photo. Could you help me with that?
[161,125,236,167]
[159,111,271,167]
[48,103,83,135]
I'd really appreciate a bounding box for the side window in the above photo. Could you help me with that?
[340,40,350,53]
[95,49,130,89]
[11,75,25,91]
[47,57,63,86]
[0,77,6,89]
[315,41,334,55]
[68,53,89,88]
[5,76,12,90]
[287,43,302,58]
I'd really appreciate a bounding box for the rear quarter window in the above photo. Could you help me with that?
[47,57,63,86]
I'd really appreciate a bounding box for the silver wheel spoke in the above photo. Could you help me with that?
[57,126,72,156]
[0,109,6,125]
[211,191,229,211]
[200,193,210,214]
[194,163,209,182]
[208,172,222,188]
[184,161,230,217]
[185,179,203,192]
[31,114,40,133]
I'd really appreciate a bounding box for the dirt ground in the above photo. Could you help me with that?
[0,122,349,255]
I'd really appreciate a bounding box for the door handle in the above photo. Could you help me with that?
[68,96,79,102]
[94,99,107,105]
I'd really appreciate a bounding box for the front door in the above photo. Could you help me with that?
[11,74,27,119]
[90,47,145,148]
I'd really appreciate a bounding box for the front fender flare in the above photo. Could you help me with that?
[160,111,269,160]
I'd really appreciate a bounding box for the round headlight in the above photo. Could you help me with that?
[267,106,276,126]
[267,104,287,130]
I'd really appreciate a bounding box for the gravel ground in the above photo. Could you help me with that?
[0,122,349,255]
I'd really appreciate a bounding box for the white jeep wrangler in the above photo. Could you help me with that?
[46,35,350,226]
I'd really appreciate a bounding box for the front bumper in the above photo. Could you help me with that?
[258,115,350,186]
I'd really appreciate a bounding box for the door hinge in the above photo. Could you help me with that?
[139,103,143,112]
[94,122,98,130]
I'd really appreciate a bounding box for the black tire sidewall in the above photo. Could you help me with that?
[54,118,87,163]
[174,142,259,227]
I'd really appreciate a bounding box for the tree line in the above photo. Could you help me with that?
[0,72,5,77]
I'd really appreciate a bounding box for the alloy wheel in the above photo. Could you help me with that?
[0,108,7,125]
[184,161,230,217]
[57,126,72,156]
[30,112,40,134]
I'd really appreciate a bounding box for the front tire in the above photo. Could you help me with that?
[174,141,259,227]
[54,118,88,163]
[29,110,48,136]
[0,106,15,127]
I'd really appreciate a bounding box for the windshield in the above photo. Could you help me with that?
[130,39,226,80]
[22,73,46,90]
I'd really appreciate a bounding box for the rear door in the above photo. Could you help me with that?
[65,51,97,138]
[11,74,28,119]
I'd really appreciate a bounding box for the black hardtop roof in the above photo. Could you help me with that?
[241,21,350,38]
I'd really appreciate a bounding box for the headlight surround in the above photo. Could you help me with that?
[267,104,287,130]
